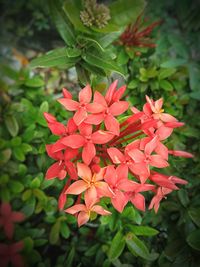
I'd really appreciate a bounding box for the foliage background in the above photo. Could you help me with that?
[0,0,200,266]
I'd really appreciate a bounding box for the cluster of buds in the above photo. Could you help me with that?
[0,202,25,266]
[80,0,111,29]
[44,80,193,227]
[119,13,162,48]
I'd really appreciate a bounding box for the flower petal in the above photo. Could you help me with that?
[130,193,145,211]
[65,204,86,214]
[73,108,88,125]
[57,98,79,111]
[105,114,120,136]
[94,91,107,107]
[1,203,11,216]
[128,149,145,162]
[11,212,25,223]
[144,136,158,156]
[91,130,114,144]
[65,180,88,195]
[150,155,169,168]
[85,186,98,208]
[109,101,129,116]
[82,142,96,165]
[61,134,85,148]
[79,84,92,103]
[105,80,118,104]
[84,113,105,125]
[111,191,127,212]
[77,163,92,182]
[45,162,64,180]
[107,147,125,164]
[87,103,105,113]
[92,205,111,215]
[78,211,90,227]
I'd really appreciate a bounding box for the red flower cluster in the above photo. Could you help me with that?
[0,203,25,267]
[44,81,193,226]
[119,13,162,48]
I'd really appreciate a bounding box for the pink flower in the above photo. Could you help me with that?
[65,163,113,204]
[149,187,172,213]
[61,123,114,165]
[85,81,129,135]
[45,144,78,180]
[58,85,104,126]
[65,190,111,227]
[127,136,169,183]
[0,203,25,239]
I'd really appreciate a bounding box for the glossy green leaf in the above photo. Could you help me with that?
[60,222,70,239]
[108,230,125,260]
[30,47,79,68]
[0,149,12,165]
[49,221,61,245]
[25,77,44,87]
[178,189,189,207]
[161,58,187,68]
[82,51,125,77]
[9,180,24,193]
[5,115,19,137]
[13,147,25,161]
[127,225,159,236]
[158,68,176,80]
[125,233,151,260]
[188,208,200,227]
[187,230,200,251]
[65,247,75,267]
[159,80,173,91]
[66,47,81,57]
[49,0,76,45]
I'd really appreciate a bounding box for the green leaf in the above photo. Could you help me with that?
[128,80,139,89]
[161,58,187,68]
[85,244,99,257]
[159,80,173,91]
[0,149,12,165]
[158,68,176,80]
[127,225,159,236]
[109,0,146,27]
[30,178,41,189]
[108,230,125,260]
[22,189,32,201]
[178,189,189,207]
[66,47,81,57]
[187,230,200,251]
[5,115,19,137]
[60,222,70,239]
[30,47,79,68]
[21,143,32,153]
[21,197,36,217]
[13,147,25,161]
[9,180,24,193]
[65,247,75,267]
[125,233,151,260]
[23,237,34,252]
[82,51,125,77]
[34,239,48,247]
[188,208,200,227]
[49,0,76,46]
[49,221,61,245]
[63,0,91,33]
[24,77,44,87]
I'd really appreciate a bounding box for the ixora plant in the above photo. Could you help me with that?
[44,80,193,227]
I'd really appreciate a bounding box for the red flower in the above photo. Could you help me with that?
[0,203,25,239]
[0,241,24,267]
[119,13,162,48]
[65,190,111,227]
[43,80,192,224]
[45,144,78,180]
